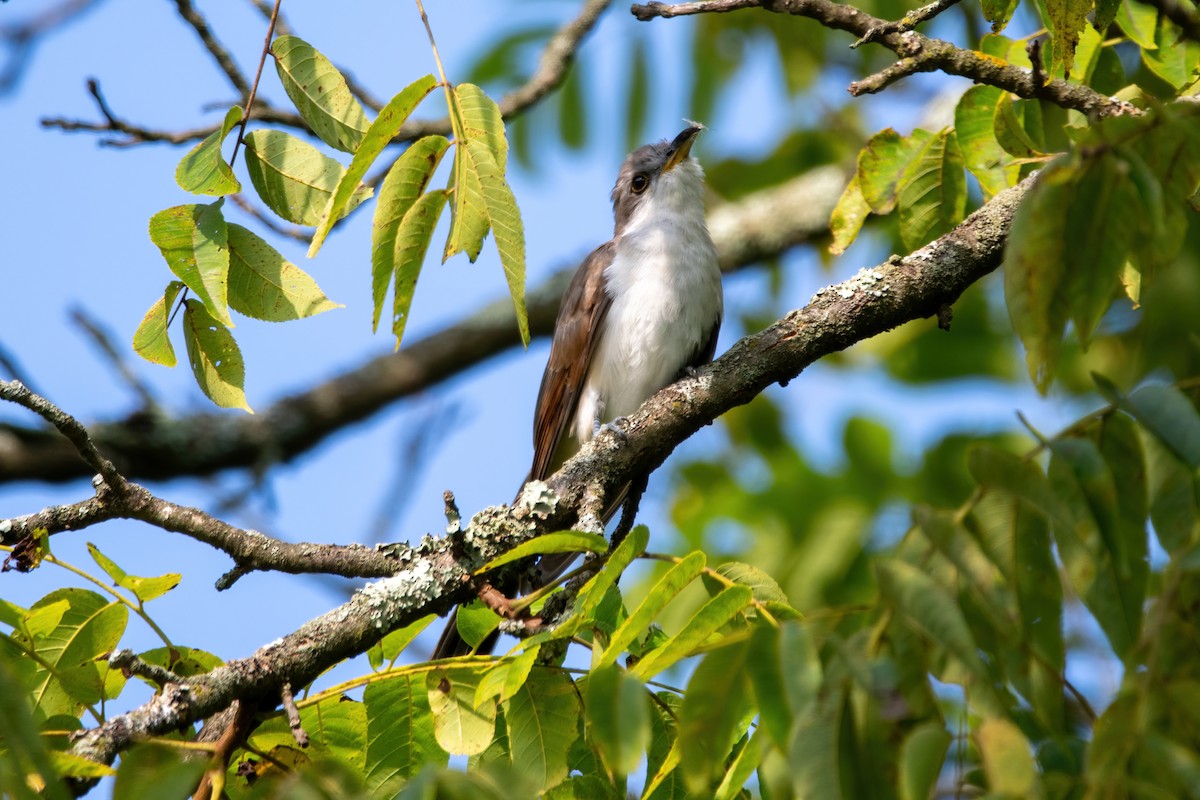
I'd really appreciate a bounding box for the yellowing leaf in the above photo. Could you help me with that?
[457,84,508,173]
[828,174,871,255]
[86,543,181,604]
[242,129,372,226]
[182,300,252,412]
[477,531,608,574]
[977,718,1038,795]
[1044,0,1091,76]
[148,201,232,328]
[271,35,370,153]
[427,667,497,756]
[309,75,438,257]
[227,224,340,322]
[175,105,242,196]
[133,281,184,367]
[391,190,448,346]
[372,137,451,332]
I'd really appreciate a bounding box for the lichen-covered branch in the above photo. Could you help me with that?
[0,166,845,486]
[63,171,1038,782]
[631,0,1138,117]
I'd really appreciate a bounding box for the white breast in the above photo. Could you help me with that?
[570,160,722,446]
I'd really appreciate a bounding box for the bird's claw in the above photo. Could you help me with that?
[593,416,630,442]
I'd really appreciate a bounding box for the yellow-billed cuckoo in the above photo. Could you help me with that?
[433,125,722,659]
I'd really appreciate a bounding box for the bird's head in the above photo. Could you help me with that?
[611,125,706,236]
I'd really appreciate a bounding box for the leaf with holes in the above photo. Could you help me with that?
[182,300,251,412]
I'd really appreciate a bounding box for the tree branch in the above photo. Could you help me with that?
[0,166,846,486]
[171,0,253,99]
[63,169,1039,783]
[631,0,1139,117]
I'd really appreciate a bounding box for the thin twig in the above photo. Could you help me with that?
[851,0,963,47]
[172,0,252,98]
[108,649,182,688]
[280,683,309,747]
[0,340,42,396]
[69,306,159,410]
[0,0,104,95]
[0,380,124,487]
[230,0,282,166]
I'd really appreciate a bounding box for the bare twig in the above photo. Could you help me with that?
[172,0,252,98]
[851,0,963,47]
[632,0,1139,117]
[280,683,308,747]
[108,649,181,687]
[230,0,282,166]
[0,381,123,487]
[69,307,159,410]
[0,0,104,95]
[0,340,42,396]
[246,0,293,37]
[1027,38,1047,89]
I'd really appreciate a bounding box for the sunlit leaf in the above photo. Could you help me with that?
[1043,0,1091,75]
[857,128,933,214]
[308,75,438,256]
[955,85,1015,199]
[175,105,242,196]
[506,669,579,788]
[372,136,450,332]
[828,173,871,255]
[182,299,252,412]
[1115,0,1160,49]
[477,531,608,574]
[713,730,763,800]
[631,585,752,680]
[597,551,705,669]
[148,201,232,328]
[981,0,1019,31]
[227,224,340,322]
[897,128,967,251]
[242,129,372,226]
[272,35,370,152]
[365,673,445,789]
[391,189,448,346]
[85,543,180,604]
[465,138,529,345]
[367,614,436,671]
[455,601,502,652]
[977,718,1038,795]
[133,281,184,367]
[427,667,497,756]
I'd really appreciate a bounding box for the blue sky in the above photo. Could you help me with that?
[0,0,1099,725]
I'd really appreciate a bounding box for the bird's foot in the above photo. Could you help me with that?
[593,416,630,442]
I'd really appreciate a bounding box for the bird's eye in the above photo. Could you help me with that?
[631,173,649,194]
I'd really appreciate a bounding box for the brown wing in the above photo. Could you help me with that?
[529,241,615,481]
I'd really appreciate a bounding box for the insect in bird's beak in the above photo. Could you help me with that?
[660,125,703,175]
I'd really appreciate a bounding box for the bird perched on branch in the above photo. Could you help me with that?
[433,125,723,658]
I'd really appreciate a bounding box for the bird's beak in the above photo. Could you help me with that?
[660,125,703,175]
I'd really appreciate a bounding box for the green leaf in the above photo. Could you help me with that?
[1115,0,1160,49]
[427,667,497,756]
[443,145,490,263]
[993,94,1046,160]
[875,558,988,680]
[1043,0,1091,75]
[897,128,967,251]
[365,673,445,789]
[464,138,529,346]
[1048,438,1143,657]
[713,730,763,800]
[133,281,184,367]
[745,624,821,750]
[828,174,871,255]
[148,201,232,328]
[1003,157,1073,392]
[367,614,436,671]
[477,531,608,574]
[182,299,252,412]
[271,35,370,152]
[86,543,180,604]
[455,601,502,651]
[308,75,438,257]
[112,744,207,800]
[1062,155,1136,342]
[597,551,706,669]
[643,693,685,800]
[558,526,650,642]
[631,585,752,680]
[977,717,1038,795]
[227,224,340,322]
[46,751,115,779]
[391,190,449,346]
[0,647,72,800]
[1141,428,1200,555]
[458,84,508,174]
[136,646,222,679]
[587,663,650,781]
[175,105,242,196]
[954,85,1015,199]
[505,669,579,788]
[679,639,752,793]
[476,647,540,707]
[242,129,372,226]
[899,723,951,800]
[23,589,128,719]
[711,562,787,604]
[372,136,451,332]
[1123,384,1200,470]
[789,695,843,800]
[1092,0,1121,34]
[857,128,933,214]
